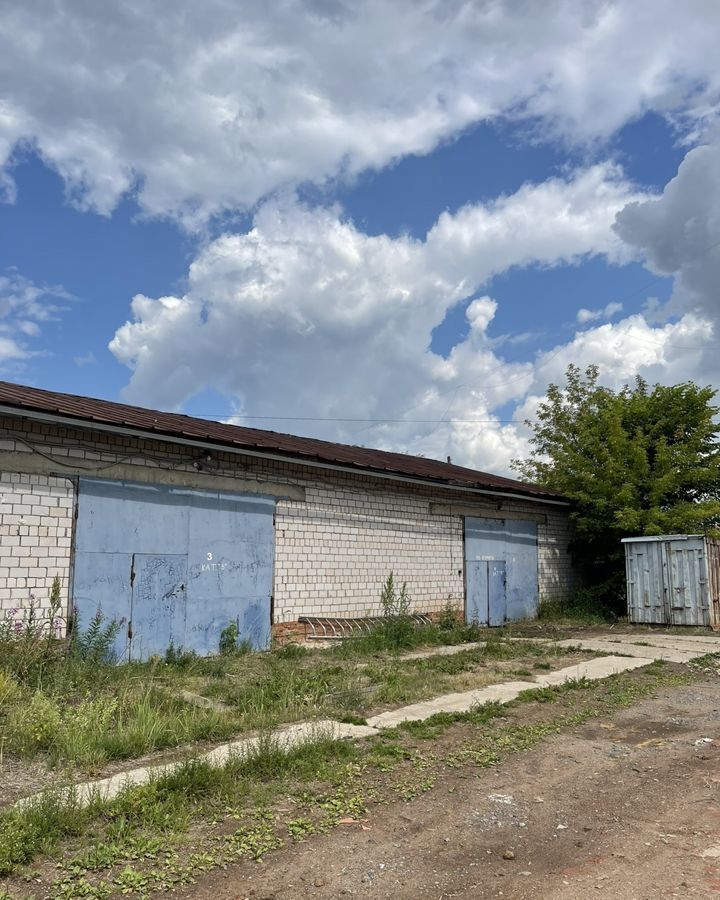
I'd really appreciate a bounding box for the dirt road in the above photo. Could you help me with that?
[185,678,720,900]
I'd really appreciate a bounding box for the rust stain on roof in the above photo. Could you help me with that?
[0,380,562,502]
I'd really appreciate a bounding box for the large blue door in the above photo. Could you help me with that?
[73,479,275,660]
[465,517,537,625]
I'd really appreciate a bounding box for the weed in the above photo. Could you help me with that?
[273,642,309,660]
[0,578,67,682]
[219,622,240,655]
[337,712,369,726]
[225,821,282,859]
[394,775,435,801]
[69,610,121,666]
[394,700,506,740]
[287,817,316,840]
[318,787,367,824]
[164,643,197,667]
[0,665,696,890]
[377,572,414,650]
[437,599,462,630]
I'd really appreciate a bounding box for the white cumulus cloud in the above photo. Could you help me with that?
[109,163,650,472]
[2,0,720,225]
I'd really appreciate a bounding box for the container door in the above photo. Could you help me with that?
[666,539,708,627]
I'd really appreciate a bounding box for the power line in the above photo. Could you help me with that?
[178,236,720,430]
[178,414,530,424]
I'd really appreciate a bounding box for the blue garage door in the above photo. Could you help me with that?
[465,517,538,625]
[72,478,275,661]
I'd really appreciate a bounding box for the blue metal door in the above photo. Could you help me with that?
[488,560,507,626]
[466,560,507,625]
[465,517,537,624]
[466,560,488,624]
[184,491,275,654]
[73,478,275,660]
[72,551,132,662]
[129,554,188,660]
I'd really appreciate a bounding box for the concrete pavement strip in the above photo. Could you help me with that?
[552,637,697,664]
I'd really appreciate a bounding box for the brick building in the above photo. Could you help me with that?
[0,381,579,659]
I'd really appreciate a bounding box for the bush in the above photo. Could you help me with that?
[538,589,618,625]
[438,599,462,630]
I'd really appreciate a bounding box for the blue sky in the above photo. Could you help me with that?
[1,2,718,473]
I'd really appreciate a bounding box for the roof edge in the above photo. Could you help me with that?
[0,381,567,505]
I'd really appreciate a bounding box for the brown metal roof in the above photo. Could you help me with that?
[0,380,564,502]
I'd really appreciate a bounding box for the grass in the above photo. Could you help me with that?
[0,661,697,896]
[0,628,587,773]
[537,596,617,626]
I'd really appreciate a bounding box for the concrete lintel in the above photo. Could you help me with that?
[0,450,305,501]
[430,502,548,524]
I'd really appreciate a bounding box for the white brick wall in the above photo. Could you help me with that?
[273,482,465,622]
[0,470,73,612]
[0,414,580,625]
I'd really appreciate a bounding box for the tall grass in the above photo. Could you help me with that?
[2,681,235,769]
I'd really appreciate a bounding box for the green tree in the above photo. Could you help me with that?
[512,364,720,609]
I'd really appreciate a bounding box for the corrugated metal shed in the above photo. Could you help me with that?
[622,534,720,628]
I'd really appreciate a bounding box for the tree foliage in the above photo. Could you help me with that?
[512,364,720,607]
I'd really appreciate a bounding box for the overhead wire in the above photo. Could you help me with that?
[179,236,720,432]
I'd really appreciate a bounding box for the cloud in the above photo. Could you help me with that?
[615,142,720,322]
[0,270,71,363]
[613,139,720,388]
[2,1,720,225]
[73,351,97,368]
[109,164,650,473]
[576,301,623,323]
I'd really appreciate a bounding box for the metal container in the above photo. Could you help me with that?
[622,534,720,628]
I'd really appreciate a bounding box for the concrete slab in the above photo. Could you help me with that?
[603,634,720,655]
[400,642,485,661]
[366,680,534,729]
[623,632,720,645]
[20,719,377,809]
[533,654,653,687]
[553,638,696,664]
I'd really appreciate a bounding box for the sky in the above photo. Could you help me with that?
[1,0,719,476]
